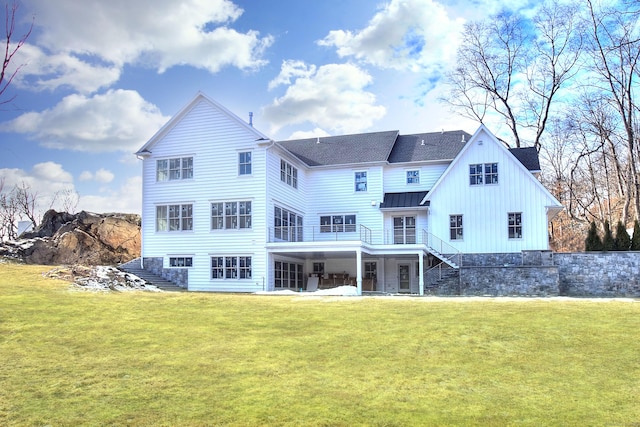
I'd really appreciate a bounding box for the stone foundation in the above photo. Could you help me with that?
[142,257,189,289]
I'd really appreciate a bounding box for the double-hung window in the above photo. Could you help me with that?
[274,206,303,242]
[508,212,522,239]
[211,201,252,230]
[450,215,463,240]
[355,171,367,192]
[156,204,193,231]
[211,256,251,279]
[239,152,251,175]
[280,159,298,188]
[470,163,498,185]
[157,157,193,181]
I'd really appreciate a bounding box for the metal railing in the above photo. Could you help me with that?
[268,224,372,244]
[423,230,461,268]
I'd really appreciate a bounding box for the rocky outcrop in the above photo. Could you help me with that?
[2,210,141,265]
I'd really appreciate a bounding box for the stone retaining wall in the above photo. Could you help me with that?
[143,257,188,289]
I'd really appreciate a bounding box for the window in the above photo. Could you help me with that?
[156,204,193,231]
[470,163,498,185]
[407,170,420,184]
[355,171,367,192]
[274,261,303,289]
[280,159,298,188]
[320,215,356,233]
[508,212,522,239]
[239,152,252,175]
[157,157,193,181]
[313,262,325,275]
[211,256,251,279]
[274,206,303,242]
[211,201,252,230]
[169,257,193,267]
[364,262,377,279]
[393,216,416,244]
[450,215,463,240]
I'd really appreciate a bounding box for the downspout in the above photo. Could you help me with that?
[264,140,276,291]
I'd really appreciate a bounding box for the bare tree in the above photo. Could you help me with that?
[51,188,79,214]
[1,0,33,105]
[443,1,582,149]
[13,181,38,228]
[0,179,19,240]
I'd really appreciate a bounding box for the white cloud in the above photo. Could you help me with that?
[94,168,115,184]
[287,128,332,140]
[10,44,121,94]
[262,62,386,135]
[22,0,272,85]
[77,176,142,215]
[317,0,464,73]
[79,171,93,181]
[0,89,169,153]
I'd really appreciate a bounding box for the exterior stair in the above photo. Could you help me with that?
[118,258,186,292]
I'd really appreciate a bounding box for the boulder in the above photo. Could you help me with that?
[2,210,141,265]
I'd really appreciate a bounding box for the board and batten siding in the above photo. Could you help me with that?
[427,128,558,253]
[141,98,268,292]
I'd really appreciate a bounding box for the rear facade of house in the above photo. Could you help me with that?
[136,93,562,294]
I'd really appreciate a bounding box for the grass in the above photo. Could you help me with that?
[1,262,639,426]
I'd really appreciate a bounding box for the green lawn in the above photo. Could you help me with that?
[1,262,639,426]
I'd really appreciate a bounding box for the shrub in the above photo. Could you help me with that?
[585,221,603,251]
[602,220,615,251]
[631,220,640,251]
[614,221,631,251]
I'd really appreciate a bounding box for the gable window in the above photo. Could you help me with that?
[239,152,252,175]
[450,215,463,240]
[280,159,298,188]
[211,256,251,279]
[320,215,356,233]
[156,204,193,231]
[169,257,193,267]
[157,157,193,181]
[407,170,420,184]
[508,212,522,239]
[355,171,367,192]
[470,163,498,185]
[274,206,303,242]
[211,201,252,230]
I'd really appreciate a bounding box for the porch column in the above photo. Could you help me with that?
[356,248,362,296]
[418,251,424,296]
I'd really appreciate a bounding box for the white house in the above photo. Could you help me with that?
[135,92,562,295]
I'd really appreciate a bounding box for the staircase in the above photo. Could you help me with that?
[118,258,186,292]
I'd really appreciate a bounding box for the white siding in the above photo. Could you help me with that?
[428,128,559,253]
[383,163,449,193]
[141,98,268,291]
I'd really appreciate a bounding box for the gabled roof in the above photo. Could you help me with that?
[508,147,541,172]
[379,191,429,209]
[135,92,269,155]
[387,131,471,163]
[277,130,399,167]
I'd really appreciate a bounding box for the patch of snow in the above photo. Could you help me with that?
[44,265,163,292]
[256,285,359,297]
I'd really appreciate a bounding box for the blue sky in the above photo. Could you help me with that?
[0,0,532,216]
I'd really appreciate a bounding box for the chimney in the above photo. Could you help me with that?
[249,112,253,127]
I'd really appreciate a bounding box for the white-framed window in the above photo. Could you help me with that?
[450,215,463,240]
[274,206,303,242]
[156,204,193,231]
[393,216,416,244]
[407,170,420,184]
[157,157,193,182]
[169,257,193,267]
[280,159,298,188]
[355,171,367,192]
[274,261,303,289]
[508,212,522,239]
[239,152,252,175]
[470,163,498,185]
[320,215,356,232]
[211,201,252,230]
[211,256,251,279]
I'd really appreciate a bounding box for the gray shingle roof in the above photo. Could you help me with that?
[388,131,472,163]
[277,130,399,166]
[508,147,541,171]
[379,191,429,209]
